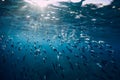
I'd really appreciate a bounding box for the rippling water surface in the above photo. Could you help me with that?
[0,0,120,80]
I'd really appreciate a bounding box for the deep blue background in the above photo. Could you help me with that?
[0,0,120,80]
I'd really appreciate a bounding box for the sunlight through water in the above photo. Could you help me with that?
[24,0,113,8]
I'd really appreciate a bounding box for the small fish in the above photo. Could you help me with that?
[75,62,81,70]
[34,49,41,56]
[34,42,36,44]
[66,46,72,53]
[100,68,107,74]
[92,73,99,78]
[81,46,85,53]
[38,45,42,48]
[81,54,87,61]
[90,50,96,57]
[90,50,95,54]
[43,75,47,80]
[99,52,103,55]
[52,63,58,74]
[2,55,6,64]
[43,49,47,54]
[22,55,26,62]
[62,49,65,53]
[17,57,20,62]
[11,44,14,48]
[106,75,113,80]
[18,47,22,51]
[72,44,77,48]
[76,39,81,43]
[100,59,108,67]
[83,62,88,66]
[43,57,47,64]
[66,56,70,61]
[61,73,65,79]
[34,46,37,50]
[69,61,74,70]
[106,49,114,57]
[39,75,43,80]
[96,63,102,68]
[53,47,58,53]
[113,65,119,70]
[106,44,112,48]
[107,49,114,54]
[57,55,60,60]
[58,64,64,71]
[52,63,56,71]
[47,38,50,42]
[74,54,79,58]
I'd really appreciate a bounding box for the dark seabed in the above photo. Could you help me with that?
[0,0,120,80]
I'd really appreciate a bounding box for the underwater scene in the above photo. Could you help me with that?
[0,0,120,80]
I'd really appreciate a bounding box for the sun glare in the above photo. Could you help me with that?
[24,0,113,8]
[24,0,52,8]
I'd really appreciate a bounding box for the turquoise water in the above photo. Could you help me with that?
[0,0,120,80]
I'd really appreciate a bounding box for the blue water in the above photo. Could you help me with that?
[0,0,120,80]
